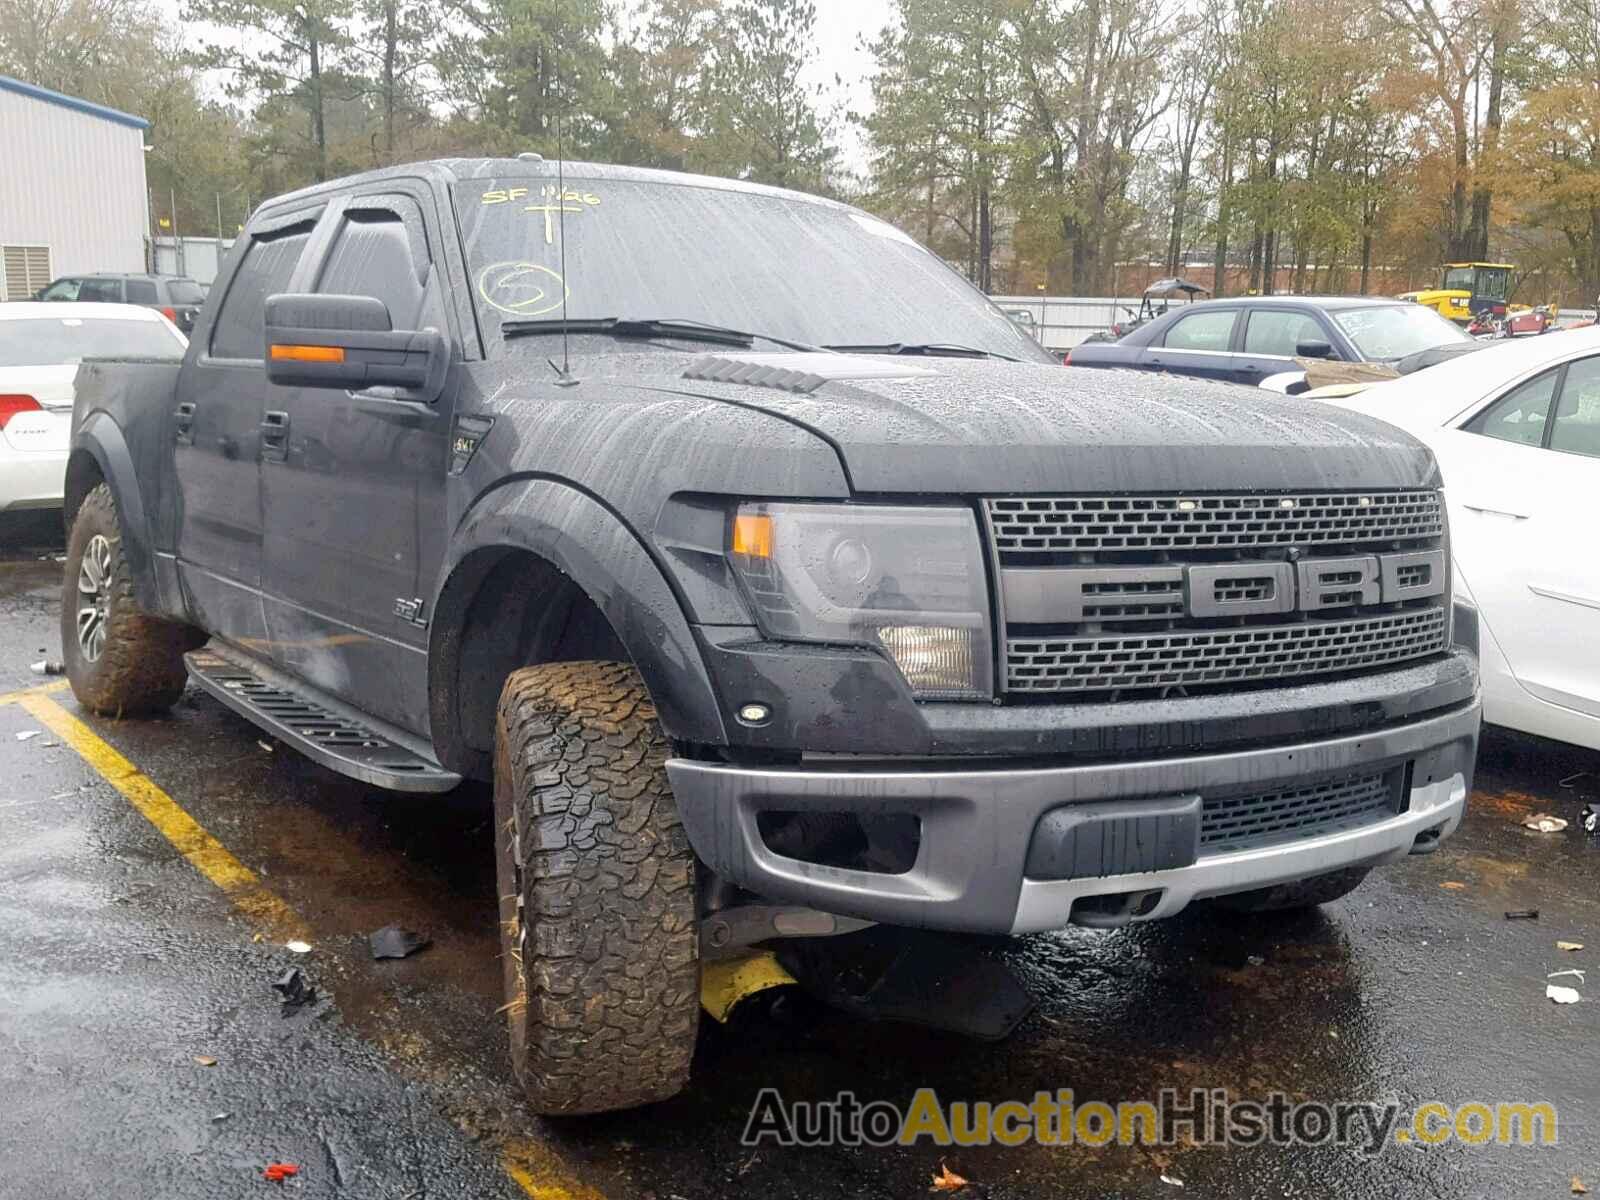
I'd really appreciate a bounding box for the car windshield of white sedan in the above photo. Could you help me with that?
[1333,305,1471,361]
[0,318,182,366]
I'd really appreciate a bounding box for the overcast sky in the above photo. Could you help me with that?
[809,0,892,172]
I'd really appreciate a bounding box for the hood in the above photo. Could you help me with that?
[0,364,76,409]
[1394,340,1484,375]
[621,353,1439,494]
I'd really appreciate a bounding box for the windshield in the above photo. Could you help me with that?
[0,317,184,366]
[1443,268,1475,291]
[1333,305,1472,361]
[453,176,1052,362]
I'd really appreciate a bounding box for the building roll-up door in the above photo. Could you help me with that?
[2,245,53,300]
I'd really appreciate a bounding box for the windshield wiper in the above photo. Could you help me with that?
[822,341,1019,362]
[500,317,821,353]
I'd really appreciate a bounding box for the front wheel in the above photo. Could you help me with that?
[493,660,700,1114]
[61,483,201,716]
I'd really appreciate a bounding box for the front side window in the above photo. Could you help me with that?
[1162,309,1236,352]
[453,176,1053,360]
[0,317,184,366]
[40,278,81,301]
[1243,310,1327,357]
[209,222,313,360]
[1549,356,1600,459]
[1464,369,1558,448]
[314,203,428,328]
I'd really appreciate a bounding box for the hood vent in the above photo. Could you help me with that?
[681,352,937,395]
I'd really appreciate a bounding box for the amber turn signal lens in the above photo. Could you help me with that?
[269,344,345,363]
[731,513,774,558]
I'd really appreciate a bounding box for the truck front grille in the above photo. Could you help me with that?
[985,490,1449,700]
[1201,769,1403,853]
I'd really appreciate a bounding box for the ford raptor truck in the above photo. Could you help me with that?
[62,158,1481,1115]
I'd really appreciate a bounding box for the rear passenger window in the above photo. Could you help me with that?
[314,204,428,328]
[1464,369,1558,447]
[125,279,158,304]
[78,278,122,302]
[1163,309,1236,352]
[210,223,313,360]
[1243,310,1326,357]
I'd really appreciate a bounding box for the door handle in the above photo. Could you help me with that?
[174,402,195,445]
[260,410,290,463]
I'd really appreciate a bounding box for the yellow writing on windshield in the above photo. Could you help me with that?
[481,185,602,245]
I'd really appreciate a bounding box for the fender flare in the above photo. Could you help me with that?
[429,477,728,748]
[67,412,161,613]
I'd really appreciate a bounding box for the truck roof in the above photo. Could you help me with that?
[258,157,855,222]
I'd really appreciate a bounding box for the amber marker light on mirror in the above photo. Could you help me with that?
[269,344,345,363]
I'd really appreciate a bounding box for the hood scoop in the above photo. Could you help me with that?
[682,351,937,395]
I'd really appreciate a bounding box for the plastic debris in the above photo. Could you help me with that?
[262,1163,299,1182]
[271,967,316,1015]
[1548,969,1586,983]
[1522,813,1568,833]
[284,940,312,954]
[1505,909,1540,921]
[1547,984,1581,1004]
[368,925,432,960]
[194,1055,217,1067]
[1583,805,1599,836]
[211,1112,231,1123]
[29,659,63,676]
[14,730,40,742]
[929,1162,968,1192]
[1558,941,1584,952]
[1160,1175,1186,1188]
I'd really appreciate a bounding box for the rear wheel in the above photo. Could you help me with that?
[61,483,200,716]
[1210,866,1371,913]
[493,660,700,1114]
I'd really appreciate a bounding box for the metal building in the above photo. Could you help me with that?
[0,75,149,300]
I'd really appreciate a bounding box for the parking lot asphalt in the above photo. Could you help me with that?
[2,521,1597,1199]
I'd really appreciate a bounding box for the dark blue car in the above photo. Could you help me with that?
[1067,295,1479,384]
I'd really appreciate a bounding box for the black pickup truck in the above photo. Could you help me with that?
[64,158,1481,1115]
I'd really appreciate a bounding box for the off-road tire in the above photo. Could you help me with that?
[62,484,201,716]
[493,660,699,1114]
[1211,866,1371,913]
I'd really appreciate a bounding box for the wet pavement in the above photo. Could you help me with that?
[2,521,1597,1198]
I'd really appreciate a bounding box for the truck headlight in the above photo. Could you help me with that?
[728,503,993,700]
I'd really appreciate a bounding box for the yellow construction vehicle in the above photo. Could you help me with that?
[1400,262,1516,325]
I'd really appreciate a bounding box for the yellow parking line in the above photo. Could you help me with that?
[0,679,69,707]
[17,692,311,942]
[15,690,602,1200]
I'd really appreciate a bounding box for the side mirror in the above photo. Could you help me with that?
[264,293,448,399]
[1296,339,1334,359]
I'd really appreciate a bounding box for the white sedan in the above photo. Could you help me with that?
[0,303,187,515]
[1324,328,1600,751]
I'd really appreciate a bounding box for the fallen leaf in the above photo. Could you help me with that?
[1522,813,1569,833]
[263,1163,299,1182]
[1558,942,1584,952]
[194,1055,217,1067]
[1547,984,1582,1004]
[930,1162,968,1192]
[1439,881,1467,890]
[1574,1178,1588,1196]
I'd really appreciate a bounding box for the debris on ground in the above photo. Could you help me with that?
[1522,813,1569,833]
[1546,983,1582,1004]
[1160,1175,1186,1188]
[262,1163,299,1182]
[271,967,317,1014]
[28,659,63,675]
[15,730,40,742]
[1246,955,1265,966]
[369,924,432,960]
[930,1162,968,1192]
[257,740,273,753]
[1574,1177,1588,1195]
[1505,909,1540,920]
[1583,805,1599,836]
[1558,941,1584,952]
[211,1113,230,1122]
[1548,969,1586,983]
[194,1055,217,1067]
[284,940,312,954]
[1440,880,1467,890]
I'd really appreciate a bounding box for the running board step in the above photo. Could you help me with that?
[185,645,462,793]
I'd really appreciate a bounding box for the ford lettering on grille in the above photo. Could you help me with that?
[984,491,1452,697]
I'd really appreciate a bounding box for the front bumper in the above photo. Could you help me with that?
[666,700,1480,935]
